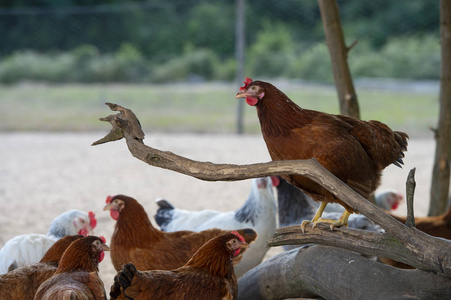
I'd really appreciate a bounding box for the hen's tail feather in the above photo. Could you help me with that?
[155,198,174,209]
[393,131,409,168]
[394,131,409,152]
[235,228,258,244]
[118,263,137,300]
[154,198,174,229]
[110,275,123,300]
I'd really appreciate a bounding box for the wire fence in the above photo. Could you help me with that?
[0,0,441,83]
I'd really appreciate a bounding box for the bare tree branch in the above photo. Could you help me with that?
[405,168,416,228]
[93,103,451,277]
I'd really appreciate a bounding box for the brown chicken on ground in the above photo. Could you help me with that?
[34,235,109,300]
[0,235,83,299]
[104,194,257,272]
[110,231,248,300]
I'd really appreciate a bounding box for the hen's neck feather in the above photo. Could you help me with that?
[183,239,234,278]
[114,198,163,245]
[55,242,98,274]
[256,84,311,137]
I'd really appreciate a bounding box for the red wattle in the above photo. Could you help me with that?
[110,210,120,220]
[246,97,258,106]
[392,202,399,210]
[233,248,241,257]
[99,251,105,262]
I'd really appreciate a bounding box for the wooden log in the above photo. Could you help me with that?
[238,245,451,300]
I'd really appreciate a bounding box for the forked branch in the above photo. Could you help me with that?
[94,103,451,277]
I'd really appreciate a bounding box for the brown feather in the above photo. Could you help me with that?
[242,80,408,213]
[107,195,257,272]
[34,236,108,300]
[0,235,83,299]
[110,233,244,300]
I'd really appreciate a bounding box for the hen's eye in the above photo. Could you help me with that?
[251,87,256,90]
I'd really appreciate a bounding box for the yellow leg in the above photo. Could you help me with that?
[317,209,352,230]
[301,202,328,233]
[301,205,352,232]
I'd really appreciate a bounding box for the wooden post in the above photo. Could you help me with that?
[235,0,246,134]
[429,0,451,216]
[318,0,360,119]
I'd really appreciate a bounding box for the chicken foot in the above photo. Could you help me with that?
[301,202,351,232]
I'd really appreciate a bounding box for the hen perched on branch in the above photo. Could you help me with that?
[236,77,409,230]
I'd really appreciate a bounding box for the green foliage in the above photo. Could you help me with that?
[247,21,296,78]
[288,43,333,82]
[0,50,76,83]
[150,47,221,83]
[0,34,440,84]
[349,35,440,79]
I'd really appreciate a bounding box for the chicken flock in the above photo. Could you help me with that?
[1,78,449,299]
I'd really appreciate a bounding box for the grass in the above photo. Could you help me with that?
[0,82,439,136]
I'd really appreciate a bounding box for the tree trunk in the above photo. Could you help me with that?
[429,0,451,216]
[318,0,360,119]
[238,245,451,300]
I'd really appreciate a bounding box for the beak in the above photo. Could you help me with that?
[102,244,110,251]
[235,90,246,99]
[240,241,250,249]
[103,204,112,211]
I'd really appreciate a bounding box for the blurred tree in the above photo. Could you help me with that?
[429,0,451,216]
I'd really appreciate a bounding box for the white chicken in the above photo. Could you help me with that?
[374,188,404,211]
[307,187,403,213]
[0,210,96,274]
[155,177,278,277]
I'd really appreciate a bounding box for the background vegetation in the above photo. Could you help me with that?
[0,1,441,135]
[0,0,440,83]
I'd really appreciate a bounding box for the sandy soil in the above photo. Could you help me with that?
[0,132,436,290]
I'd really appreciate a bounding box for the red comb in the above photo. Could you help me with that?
[88,211,97,229]
[239,77,253,91]
[231,231,245,242]
[99,235,106,244]
[106,195,114,204]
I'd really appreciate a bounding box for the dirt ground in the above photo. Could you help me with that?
[0,132,436,291]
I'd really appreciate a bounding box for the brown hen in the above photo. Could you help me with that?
[34,235,109,300]
[103,194,257,272]
[236,77,408,230]
[110,231,248,300]
[0,235,83,299]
